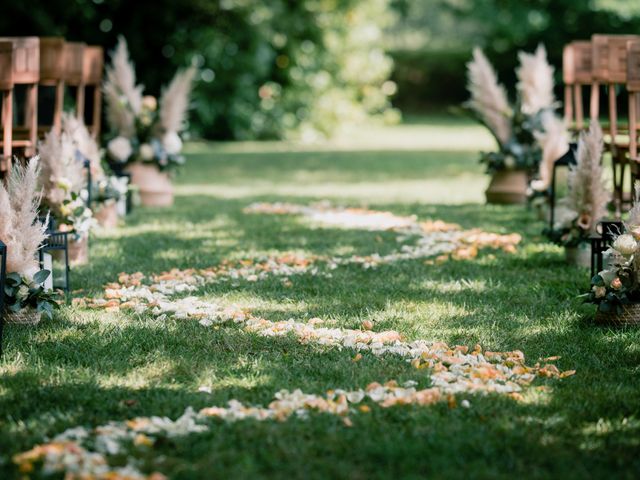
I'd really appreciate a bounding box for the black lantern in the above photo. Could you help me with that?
[548,143,578,231]
[590,221,624,278]
[0,240,6,356]
[38,216,71,297]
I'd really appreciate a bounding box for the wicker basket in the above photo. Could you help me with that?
[594,303,640,327]
[565,244,591,268]
[5,307,42,325]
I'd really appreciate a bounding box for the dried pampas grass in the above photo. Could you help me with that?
[564,123,609,233]
[516,44,556,115]
[159,66,196,134]
[38,130,87,207]
[532,112,570,191]
[104,37,143,137]
[466,48,512,146]
[61,113,104,180]
[0,158,48,276]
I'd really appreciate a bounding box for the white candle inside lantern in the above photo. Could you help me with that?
[42,252,54,291]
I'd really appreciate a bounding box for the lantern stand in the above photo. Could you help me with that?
[548,142,578,231]
[0,240,6,357]
[590,220,624,279]
[38,216,71,299]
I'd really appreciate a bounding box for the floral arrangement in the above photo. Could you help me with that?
[91,175,129,204]
[546,124,610,247]
[61,113,129,209]
[0,159,57,318]
[465,45,563,178]
[37,128,95,240]
[104,37,196,172]
[589,187,640,312]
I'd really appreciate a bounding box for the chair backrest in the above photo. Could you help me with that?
[591,34,640,125]
[64,42,86,86]
[39,37,65,84]
[563,41,592,129]
[627,40,640,160]
[82,46,103,86]
[0,41,14,90]
[0,36,39,85]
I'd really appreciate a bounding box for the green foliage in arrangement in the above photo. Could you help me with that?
[476,107,543,175]
[4,270,57,319]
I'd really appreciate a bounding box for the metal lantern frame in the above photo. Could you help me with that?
[0,240,6,356]
[548,142,578,231]
[590,221,624,278]
[38,215,71,297]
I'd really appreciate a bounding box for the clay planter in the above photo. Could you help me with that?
[94,202,119,229]
[485,170,529,205]
[595,303,640,327]
[54,236,89,266]
[5,307,41,325]
[126,163,174,207]
[565,243,591,268]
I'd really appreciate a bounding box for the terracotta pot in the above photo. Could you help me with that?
[565,243,591,268]
[54,236,89,266]
[5,307,41,325]
[126,163,174,207]
[94,201,119,228]
[485,170,529,205]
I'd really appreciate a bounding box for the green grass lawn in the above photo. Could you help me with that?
[2,116,640,479]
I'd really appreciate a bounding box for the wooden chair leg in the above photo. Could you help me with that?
[574,85,584,130]
[590,82,600,123]
[52,81,65,135]
[91,85,101,138]
[564,85,573,125]
[2,90,12,173]
[25,84,37,157]
[76,84,85,122]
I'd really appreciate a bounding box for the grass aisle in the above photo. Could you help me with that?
[1,117,639,479]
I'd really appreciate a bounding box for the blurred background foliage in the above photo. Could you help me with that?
[2,0,640,140]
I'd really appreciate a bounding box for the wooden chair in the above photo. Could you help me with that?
[591,34,640,213]
[81,46,104,138]
[0,41,13,174]
[63,42,86,120]
[38,37,66,135]
[626,40,640,190]
[0,37,39,166]
[563,41,593,132]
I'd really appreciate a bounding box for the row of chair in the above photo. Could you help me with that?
[0,36,103,175]
[563,34,640,213]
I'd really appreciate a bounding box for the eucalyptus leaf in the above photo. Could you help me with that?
[33,269,51,285]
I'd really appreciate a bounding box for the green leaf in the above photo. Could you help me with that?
[6,272,21,286]
[8,302,22,312]
[33,269,51,285]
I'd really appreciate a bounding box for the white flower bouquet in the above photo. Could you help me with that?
[104,37,196,173]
